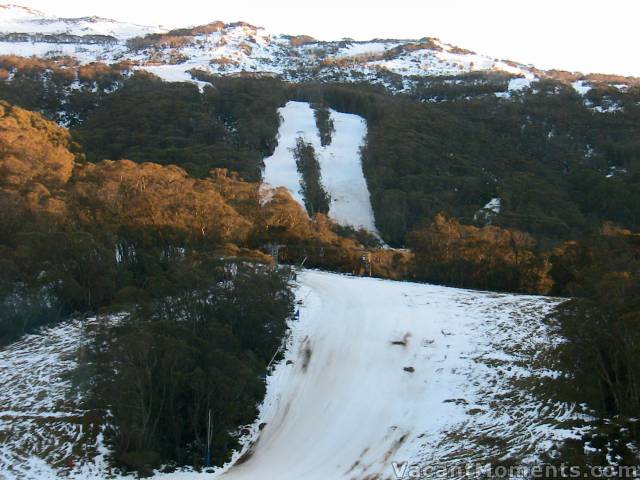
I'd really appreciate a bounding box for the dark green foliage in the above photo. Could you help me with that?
[0,56,128,126]
[550,235,640,416]
[293,137,331,215]
[73,73,286,180]
[0,62,286,180]
[0,178,296,468]
[0,228,116,344]
[8,63,638,250]
[410,71,511,101]
[0,227,151,343]
[90,259,293,474]
[293,82,640,247]
[0,281,63,346]
[313,103,334,146]
[0,33,117,44]
[3,58,640,250]
[544,233,640,466]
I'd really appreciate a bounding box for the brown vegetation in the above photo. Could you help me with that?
[0,101,375,268]
[290,35,316,47]
[0,101,76,190]
[409,213,552,293]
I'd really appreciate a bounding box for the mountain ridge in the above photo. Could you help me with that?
[0,4,560,89]
[1,3,638,97]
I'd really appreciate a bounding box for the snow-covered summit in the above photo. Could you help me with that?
[1,4,635,102]
[0,3,164,40]
[0,3,537,90]
[0,4,47,20]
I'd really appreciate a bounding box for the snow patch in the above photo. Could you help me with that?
[0,316,130,480]
[606,166,628,178]
[137,65,211,92]
[483,197,502,213]
[572,80,592,96]
[473,197,502,225]
[508,77,533,92]
[592,103,624,114]
[334,41,400,58]
[496,77,535,99]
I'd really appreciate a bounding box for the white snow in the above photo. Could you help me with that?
[570,82,625,113]
[0,41,121,61]
[0,4,46,22]
[263,101,378,232]
[606,166,628,178]
[262,102,317,208]
[483,197,502,213]
[360,42,535,81]
[316,110,377,231]
[473,197,502,225]
[334,41,399,58]
[0,4,163,40]
[0,316,130,480]
[214,271,585,480]
[592,103,624,114]
[137,64,211,92]
[508,77,534,92]
[572,80,592,96]
[0,273,591,479]
[496,76,536,98]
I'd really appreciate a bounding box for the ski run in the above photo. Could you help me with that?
[0,271,588,480]
[263,101,379,233]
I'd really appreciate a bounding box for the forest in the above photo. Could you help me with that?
[3,56,638,250]
[292,81,640,246]
[0,98,374,344]
[0,98,365,473]
[1,57,640,473]
[89,260,293,475]
[537,229,640,470]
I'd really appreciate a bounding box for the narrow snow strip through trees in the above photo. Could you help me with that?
[262,102,318,208]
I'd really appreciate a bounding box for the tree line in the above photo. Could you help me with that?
[293,137,331,216]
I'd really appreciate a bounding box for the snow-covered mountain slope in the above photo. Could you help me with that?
[0,272,587,480]
[263,101,378,232]
[0,4,164,64]
[0,4,163,40]
[0,3,537,92]
[2,3,638,102]
[216,271,585,480]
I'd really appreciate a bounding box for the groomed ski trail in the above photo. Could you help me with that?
[262,101,378,233]
[217,271,581,480]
